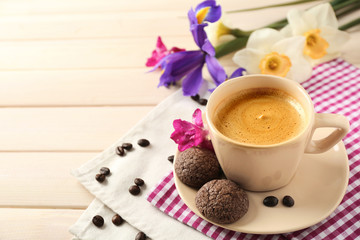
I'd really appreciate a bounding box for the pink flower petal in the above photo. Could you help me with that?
[170,109,214,152]
[192,108,204,127]
[156,36,168,53]
[146,36,185,67]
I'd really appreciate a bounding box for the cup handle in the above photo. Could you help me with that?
[305,113,349,154]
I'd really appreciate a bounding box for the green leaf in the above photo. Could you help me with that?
[215,37,249,58]
[339,17,360,31]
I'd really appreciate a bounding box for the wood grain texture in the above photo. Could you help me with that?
[0,37,196,70]
[0,107,153,151]
[0,208,83,240]
[0,0,358,239]
[0,152,96,208]
[0,69,178,106]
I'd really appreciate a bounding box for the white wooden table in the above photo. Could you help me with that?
[0,0,358,239]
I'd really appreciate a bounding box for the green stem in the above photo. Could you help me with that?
[339,17,360,30]
[335,2,360,18]
[230,29,252,37]
[331,0,359,11]
[264,18,288,29]
[215,37,249,58]
[227,0,321,13]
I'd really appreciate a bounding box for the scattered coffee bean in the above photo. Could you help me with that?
[282,195,295,207]
[134,178,144,186]
[135,232,146,240]
[92,215,104,227]
[191,94,200,102]
[122,143,133,151]
[137,139,150,147]
[99,167,110,176]
[112,214,124,226]
[198,98,208,106]
[168,155,174,163]
[129,185,141,195]
[263,196,279,207]
[95,173,106,183]
[116,146,125,156]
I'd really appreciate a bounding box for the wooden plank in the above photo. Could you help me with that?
[0,107,153,151]
[0,12,189,40]
[0,152,95,208]
[0,0,195,15]
[0,34,358,71]
[0,69,177,106]
[0,1,323,41]
[0,0,326,17]
[0,208,83,240]
[0,37,196,70]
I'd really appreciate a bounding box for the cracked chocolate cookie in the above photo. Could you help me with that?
[195,179,249,224]
[175,147,221,188]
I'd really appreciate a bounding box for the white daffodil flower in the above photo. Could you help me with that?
[205,14,235,46]
[233,28,313,83]
[281,3,350,65]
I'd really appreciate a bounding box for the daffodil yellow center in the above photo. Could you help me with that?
[303,29,329,59]
[196,7,210,24]
[259,52,292,77]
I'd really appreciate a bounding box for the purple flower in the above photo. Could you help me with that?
[153,2,226,96]
[145,36,185,67]
[229,67,246,79]
[170,109,213,152]
[194,0,222,24]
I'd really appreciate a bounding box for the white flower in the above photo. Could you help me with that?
[281,3,350,65]
[205,14,235,46]
[233,28,312,83]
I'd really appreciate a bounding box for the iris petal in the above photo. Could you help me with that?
[195,0,222,23]
[201,39,215,56]
[205,55,226,86]
[229,67,246,79]
[171,51,204,76]
[158,51,205,88]
[189,20,208,48]
[181,64,205,96]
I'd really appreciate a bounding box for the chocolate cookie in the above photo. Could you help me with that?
[195,179,249,224]
[175,147,221,188]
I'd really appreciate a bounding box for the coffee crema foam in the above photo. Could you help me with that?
[214,88,307,145]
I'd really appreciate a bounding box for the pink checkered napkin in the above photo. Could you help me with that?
[146,58,360,240]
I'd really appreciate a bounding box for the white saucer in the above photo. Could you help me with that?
[174,128,349,234]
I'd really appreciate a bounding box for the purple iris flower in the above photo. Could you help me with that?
[154,1,226,96]
[229,67,247,79]
[194,0,222,24]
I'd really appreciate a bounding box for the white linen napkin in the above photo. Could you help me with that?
[69,83,212,240]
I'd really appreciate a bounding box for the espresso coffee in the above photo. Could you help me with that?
[214,88,306,145]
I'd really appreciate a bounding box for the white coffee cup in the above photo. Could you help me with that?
[205,74,349,191]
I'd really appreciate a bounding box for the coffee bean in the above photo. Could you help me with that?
[168,155,174,163]
[134,178,144,186]
[95,173,106,183]
[263,196,278,207]
[92,215,104,227]
[100,167,110,176]
[198,98,208,106]
[112,214,124,226]
[116,146,125,156]
[282,195,295,207]
[191,94,200,102]
[137,139,150,147]
[122,143,133,151]
[129,185,141,195]
[135,232,146,240]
